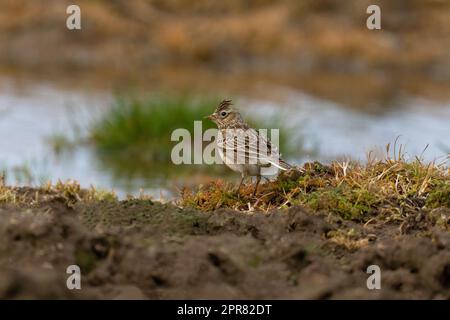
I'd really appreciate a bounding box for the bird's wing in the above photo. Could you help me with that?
[217,129,290,170]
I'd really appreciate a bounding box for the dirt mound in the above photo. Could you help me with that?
[0,190,448,299]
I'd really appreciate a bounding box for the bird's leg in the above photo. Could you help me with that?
[236,174,245,196]
[252,175,261,197]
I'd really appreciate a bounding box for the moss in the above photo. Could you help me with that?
[426,182,450,209]
[1,157,448,228]
[181,157,449,223]
[299,186,377,220]
[74,247,98,274]
[248,255,262,268]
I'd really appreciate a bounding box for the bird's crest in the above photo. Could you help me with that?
[216,99,233,112]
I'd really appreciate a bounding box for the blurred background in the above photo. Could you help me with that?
[0,0,449,198]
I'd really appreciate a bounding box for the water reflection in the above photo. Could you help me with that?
[0,80,448,199]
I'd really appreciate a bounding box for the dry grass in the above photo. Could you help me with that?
[181,145,450,223]
[326,229,372,251]
[1,0,449,103]
[0,180,117,207]
[0,186,19,204]
[1,146,449,229]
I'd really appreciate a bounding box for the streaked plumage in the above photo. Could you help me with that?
[206,99,292,196]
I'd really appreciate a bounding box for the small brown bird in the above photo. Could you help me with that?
[206,99,292,196]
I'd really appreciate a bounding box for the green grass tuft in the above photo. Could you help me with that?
[426,181,450,209]
[88,94,301,180]
[90,94,217,162]
[181,156,450,223]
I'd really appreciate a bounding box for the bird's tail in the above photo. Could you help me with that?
[278,158,293,171]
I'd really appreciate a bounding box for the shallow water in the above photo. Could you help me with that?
[246,90,450,164]
[0,79,449,199]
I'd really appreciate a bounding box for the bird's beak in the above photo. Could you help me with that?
[205,114,215,121]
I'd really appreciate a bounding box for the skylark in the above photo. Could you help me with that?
[206,99,292,196]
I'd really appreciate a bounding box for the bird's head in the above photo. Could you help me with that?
[206,100,246,129]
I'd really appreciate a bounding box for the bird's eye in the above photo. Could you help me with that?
[220,111,227,117]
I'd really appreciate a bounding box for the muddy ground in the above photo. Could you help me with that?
[0,186,449,299]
